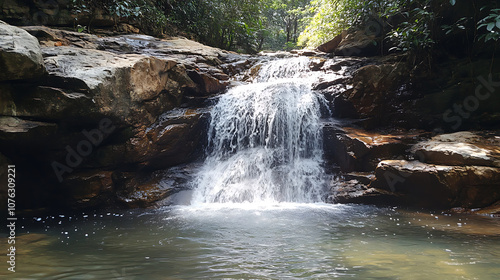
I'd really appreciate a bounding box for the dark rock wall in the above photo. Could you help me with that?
[0,22,253,212]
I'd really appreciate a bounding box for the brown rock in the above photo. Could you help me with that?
[0,84,98,122]
[61,171,114,208]
[117,23,140,34]
[116,165,195,208]
[324,127,423,172]
[0,21,45,81]
[22,25,98,48]
[372,160,500,209]
[81,108,208,170]
[333,62,408,126]
[411,131,500,167]
[317,31,346,53]
[187,69,229,95]
[0,25,244,211]
[334,30,379,56]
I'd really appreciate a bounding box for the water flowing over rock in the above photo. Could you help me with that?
[191,57,328,204]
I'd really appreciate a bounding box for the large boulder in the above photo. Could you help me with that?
[115,164,197,208]
[371,160,500,209]
[82,108,208,170]
[41,46,195,126]
[0,20,45,81]
[323,126,425,172]
[411,131,500,167]
[334,29,379,57]
[0,24,247,211]
[331,61,410,128]
[317,31,346,53]
[0,84,98,122]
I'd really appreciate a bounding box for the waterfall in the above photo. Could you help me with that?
[191,57,327,204]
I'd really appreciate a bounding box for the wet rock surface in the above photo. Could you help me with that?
[1,19,499,214]
[371,160,500,209]
[323,126,427,172]
[411,131,500,168]
[325,128,500,212]
[0,23,251,211]
[115,163,199,208]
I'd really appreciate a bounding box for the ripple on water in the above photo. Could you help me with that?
[3,204,500,279]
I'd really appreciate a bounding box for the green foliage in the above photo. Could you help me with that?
[69,0,310,52]
[133,1,168,36]
[70,0,167,35]
[477,8,500,42]
[299,0,404,48]
[298,0,343,47]
[157,0,310,52]
[386,2,435,53]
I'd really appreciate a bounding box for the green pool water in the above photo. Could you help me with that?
[2,203,500,279]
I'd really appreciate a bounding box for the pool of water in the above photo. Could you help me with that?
[3,203,500,279]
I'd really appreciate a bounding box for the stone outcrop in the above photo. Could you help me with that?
[323,126,426,172]
[0,22,249,211]
[411,132,500,167]
[371,160,500,209]
[366,132,500,209]
[116,164,198,208]
[334,29,380,57]
[0,20,45,81]
[326,128,500,211]
[317,31,346,53]
[334,61,409,127]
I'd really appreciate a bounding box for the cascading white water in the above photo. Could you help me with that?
[191,57,327,204]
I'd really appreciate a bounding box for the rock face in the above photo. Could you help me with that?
[334,29,379,57]
[368,132,500,209]
[317,31,346,53]
[372,160,500,209]
[411,132,500,167]
[323,126,425,172]
[325,128,500,211]
[0,20,45,81]
[116,164,198,208]
[0,22,249,210]
[334,61,409,127]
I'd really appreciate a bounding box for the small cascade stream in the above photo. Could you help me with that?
[9,56,500,280]
[191,57,328,204]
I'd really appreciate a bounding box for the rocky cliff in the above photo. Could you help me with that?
[1,20,499,216]
[0,21,255,211]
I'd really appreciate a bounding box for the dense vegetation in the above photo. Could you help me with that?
[70,0,311,52]
[70,0,500,56]
[299,0,500,51]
